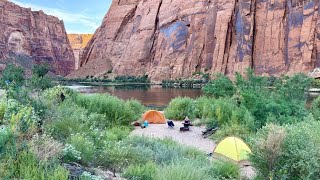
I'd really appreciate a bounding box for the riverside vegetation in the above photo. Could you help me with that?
[1,64,320,180]
[0,64,239,180]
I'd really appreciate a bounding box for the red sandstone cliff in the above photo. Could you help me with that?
[67,34,93,70]
[0,0,75,76]
[70,0,320,81]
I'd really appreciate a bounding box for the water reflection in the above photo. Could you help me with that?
[67,85,203,108]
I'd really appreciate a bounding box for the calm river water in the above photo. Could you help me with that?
[66,84,203,109]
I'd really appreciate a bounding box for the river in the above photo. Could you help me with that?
[66,84,203,109]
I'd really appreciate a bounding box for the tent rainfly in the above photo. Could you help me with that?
[213,136,251,162]
[142,110,166,124]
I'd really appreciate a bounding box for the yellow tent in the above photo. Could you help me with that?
[142,110,166,124]
[213,136,251,162]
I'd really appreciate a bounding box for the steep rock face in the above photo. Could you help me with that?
[72,0,320,81]
[67,34,93,69]
[0,0,75,76]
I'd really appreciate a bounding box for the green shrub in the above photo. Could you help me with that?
[68,133,95,164]
[250,121,320,179]
[125,99,146,121]
[104,126,131,141]
[45,103,90,140]
[202,74,235,98]
[101,141,139,175]
[123,162,157,180]
[164,97,195,120]
[194,96,215,119]
[42,86,76,104]
[0,64,25,88]
[63,144,81,162]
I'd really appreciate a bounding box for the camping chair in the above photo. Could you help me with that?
[167,120,175,128]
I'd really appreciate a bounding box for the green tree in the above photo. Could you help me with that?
[202,74,235,98]
[30,64,53,91]
[1,64,25,88]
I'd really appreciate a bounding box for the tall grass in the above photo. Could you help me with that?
[74,94,142,125]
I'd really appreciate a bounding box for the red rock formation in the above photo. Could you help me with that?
[71,0,320,82]
[0,0,75,76]
[67,34,93,69]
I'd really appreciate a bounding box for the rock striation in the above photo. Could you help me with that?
[67,34,93,70]
[0,0,75,76]
[71,0,320,82]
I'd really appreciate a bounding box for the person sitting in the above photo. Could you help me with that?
[183,116,191,128]
[167,120,175,128]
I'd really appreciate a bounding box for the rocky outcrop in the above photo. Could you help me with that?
[67,34,93,70]
[71,0,320,81]
[0,0,75,76]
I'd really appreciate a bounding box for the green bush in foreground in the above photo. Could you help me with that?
[0,151,68,179]
[164,97,195,120]
[250,120,320,180]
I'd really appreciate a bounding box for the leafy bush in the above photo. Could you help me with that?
[123,162,157,180]
[68,133,95,164]
[250,121,320,179]
[0,64,25,88]
[125,99,146,121]
[63,144,81,162]
[42,86,76,104]
[202,74,235,98]
[164,97,195,120]
[44,103,90,140]
[194,96,215,119]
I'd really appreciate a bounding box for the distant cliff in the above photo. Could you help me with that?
[0,0,75,76]
[69,0,320,82]
[67,34,93,69]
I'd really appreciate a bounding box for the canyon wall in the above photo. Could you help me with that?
[67,34,93,70]
[0,0,75,76]
[71,0,320,81]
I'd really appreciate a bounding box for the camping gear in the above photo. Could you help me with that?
[133,121,140,126]
[213,136,251,162]
[167,120,175,128]
[142,110,166,124]
[143,121,149,127]
[202,127,218,138]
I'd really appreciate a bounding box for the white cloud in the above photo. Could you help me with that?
[10,0,100,33]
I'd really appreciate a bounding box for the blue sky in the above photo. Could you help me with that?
[11,0,112,34]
